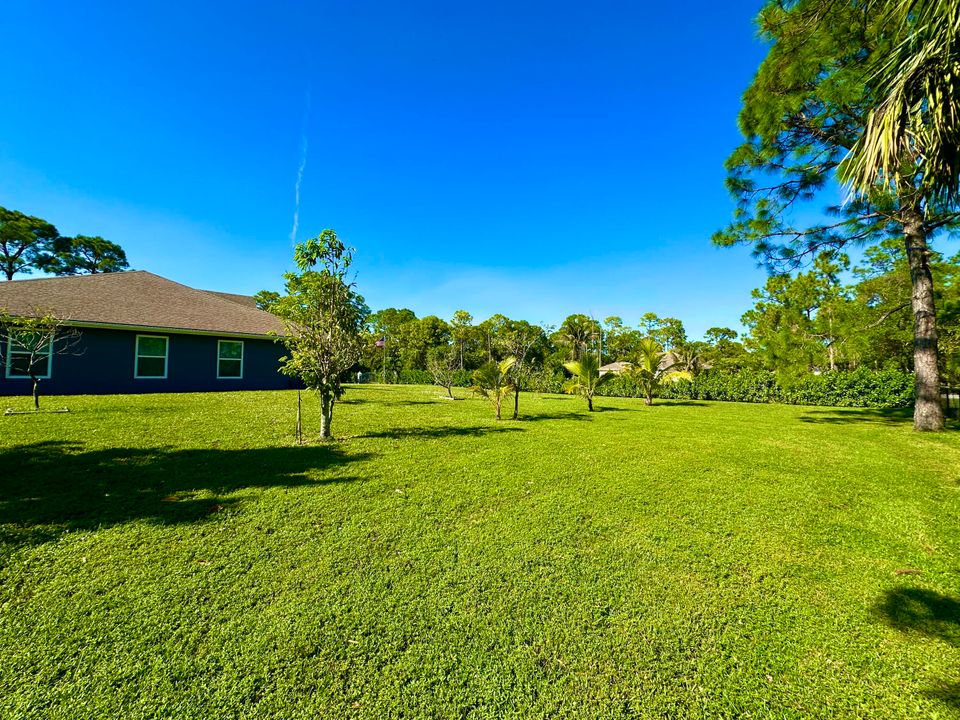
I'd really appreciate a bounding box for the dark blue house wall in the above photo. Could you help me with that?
[0,327,298,396]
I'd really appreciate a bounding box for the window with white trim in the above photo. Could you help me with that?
[135,335,168,379]
[217,340,243,379]
[5,334,53,379]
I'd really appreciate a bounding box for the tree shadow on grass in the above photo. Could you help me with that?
[351,398,441,407]
[879,587,960,646]
[517,412,592,422]
[876,587,960,710]
[361,425,524,440]
[0,441,369,548]
[798,407,915,426]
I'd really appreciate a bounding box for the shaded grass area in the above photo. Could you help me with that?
[1,385,959,719]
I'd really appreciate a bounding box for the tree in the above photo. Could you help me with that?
[715,0,958,430]
[555,314,599,361]
[363,308,416,381]
[563,352,613,412]
[41,235,129,275]
[427,346,459,398]
[840,0,960,204]
[0,310,81,409]
[0,207,60,281]
[270,230,368,439]
[478,314,509,362]
[671,342,705,377]
[625,338,675,406]
[396,315,450,371]
[450,310,474,369]
[499,319,545,419]
[254,290,281,311]
[639,313,687,351]
[471,356,516,420]
[741,252,852,376]
[702,327,751,372]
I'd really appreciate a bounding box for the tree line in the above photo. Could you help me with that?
[344,233,958,395]
[0,206,129,280]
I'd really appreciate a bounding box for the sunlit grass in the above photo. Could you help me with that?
[1,385,959,718]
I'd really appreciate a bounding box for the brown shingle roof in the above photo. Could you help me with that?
[203,290,259,308]
[0,271,283,337]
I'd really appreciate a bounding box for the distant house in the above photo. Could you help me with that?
[599,361,633,376]
[0,271,297,396]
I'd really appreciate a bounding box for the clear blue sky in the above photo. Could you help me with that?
[2,1,775,338]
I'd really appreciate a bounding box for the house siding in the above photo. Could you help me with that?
[0,327,297,396]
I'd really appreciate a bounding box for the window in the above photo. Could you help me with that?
[135,335,168,379]
[217,340,243,379]
[5,335,53,379]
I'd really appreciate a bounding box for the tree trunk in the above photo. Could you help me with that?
[446,383,454,399]
[32,376,40,410]
[902,205,944,432]
[645,391,653,406]
[512,386,520,420]
[587,395,593,412]
[319,392,334,438]
[495,396,501,420]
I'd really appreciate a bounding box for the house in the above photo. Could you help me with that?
[0,271,298,396]
[599,361,633,376]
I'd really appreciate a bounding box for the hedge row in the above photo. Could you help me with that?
[374,367,916,409]
[652,368,914,408]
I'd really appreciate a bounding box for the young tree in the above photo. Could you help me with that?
[626,338,675,406]
[715,0,958,430]
[0,310,81,409]
[563,352,612,412]
[427,346,459,398]
[270,230,368,439]
[499,319,545,419]
[41,235,129,275]
[471,357,516,420]
[0,207,60,280]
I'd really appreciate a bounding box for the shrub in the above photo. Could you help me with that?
[637,368,912,408]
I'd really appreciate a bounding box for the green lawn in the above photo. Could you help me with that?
[1,385,959,719]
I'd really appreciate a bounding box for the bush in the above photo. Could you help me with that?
[655,368,914,408]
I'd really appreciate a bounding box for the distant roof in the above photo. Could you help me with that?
[0,271,283,338]
[599,361,632,375]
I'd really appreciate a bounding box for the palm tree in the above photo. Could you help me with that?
[670,343,703,376]
[471,356,516,420]
[557,314,599,361]
[563,352,612,411]
[840,0,960,203]
[626,338,676,406]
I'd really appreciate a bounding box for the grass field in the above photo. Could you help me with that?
[1,385,959,719]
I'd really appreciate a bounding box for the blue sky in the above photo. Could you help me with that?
[2,1,778,337]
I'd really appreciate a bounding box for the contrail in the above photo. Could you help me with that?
[290,88,312,245]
